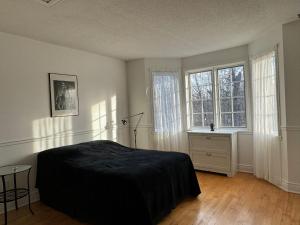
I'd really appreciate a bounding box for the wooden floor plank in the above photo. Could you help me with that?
[1,172,300,225]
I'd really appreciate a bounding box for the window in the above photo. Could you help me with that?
[152,71,182,133]
[188,64,247,128]
[252,51,278,135]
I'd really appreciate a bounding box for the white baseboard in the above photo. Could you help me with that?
[0,189,40,214]
[238,164,253,173]
[281,179,300,194]
[237,165,300,194]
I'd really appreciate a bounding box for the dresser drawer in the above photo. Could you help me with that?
[189,135,230,154]
[190,151,230,172]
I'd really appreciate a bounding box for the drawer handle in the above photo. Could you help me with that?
[206,152,212,156]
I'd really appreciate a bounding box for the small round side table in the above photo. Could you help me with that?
[0,165,34,225]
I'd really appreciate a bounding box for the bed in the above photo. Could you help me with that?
[36,140,200,225]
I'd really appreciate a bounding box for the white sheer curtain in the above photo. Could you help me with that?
[152,71,185,152]
[252,51,280,181]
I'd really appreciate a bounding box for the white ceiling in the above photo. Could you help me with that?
[0,0,299,60]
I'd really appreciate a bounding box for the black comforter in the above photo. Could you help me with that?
[36,140,200,225]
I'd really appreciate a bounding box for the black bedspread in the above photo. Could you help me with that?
[36,140,200,225]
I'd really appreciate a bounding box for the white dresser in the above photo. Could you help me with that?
[188,131,237,177]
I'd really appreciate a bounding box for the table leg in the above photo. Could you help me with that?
[27,169,34,215]
[13,173,18,210]
[1,176,7,225]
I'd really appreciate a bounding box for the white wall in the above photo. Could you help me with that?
[182,45,253,173]
[126,59,150,148]
[282,19,300,192]
[182,45,249,71]
[0,31,129,207]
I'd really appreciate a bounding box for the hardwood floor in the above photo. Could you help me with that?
[1,172,300,225]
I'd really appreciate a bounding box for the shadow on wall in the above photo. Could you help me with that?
[32,117,73,153]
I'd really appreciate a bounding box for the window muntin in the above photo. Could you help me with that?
[189,70,214,127]
[188,64,247,129]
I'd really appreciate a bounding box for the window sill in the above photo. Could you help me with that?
[187,128,252,135]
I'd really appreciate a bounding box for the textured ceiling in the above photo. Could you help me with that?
[0,0,299,60]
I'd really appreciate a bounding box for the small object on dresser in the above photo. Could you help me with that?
[210,123,214,131]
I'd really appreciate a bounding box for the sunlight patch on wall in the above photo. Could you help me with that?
[110,95,118,142]
[32,117,73,152]
[91,100,107,140]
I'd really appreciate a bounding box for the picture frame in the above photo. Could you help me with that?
[49,73,79,117]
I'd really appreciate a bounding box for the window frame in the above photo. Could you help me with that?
[188,69,216,128]
[186,62,250,131]
[216,65,247,128]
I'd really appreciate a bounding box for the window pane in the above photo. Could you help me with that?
[233,113,246,127]
[193,114,202,126]
[232,66,244,81]
[192,100,202,113]
[201,85,213,99]
[204,113,214,126]
[190,74,198,87]
[218,68,232,81]
[191,86,201,100]
[220,98,231,112]
[192,86,213,100]
[203,100,213,112]
[219,77,232,88]
[191,85,212,100]
[190,71,212,86]
[198,71,211,85]
[232,81,244,97]
[233,97,245,111]
[221,113,232,127]
[220,83,231,97]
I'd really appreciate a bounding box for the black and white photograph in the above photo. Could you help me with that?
[49,73,79,117]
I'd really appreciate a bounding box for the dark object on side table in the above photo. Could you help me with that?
[0,165,34,225]
[36,140,200,225]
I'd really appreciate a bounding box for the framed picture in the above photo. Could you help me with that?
[49,73,79,117]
